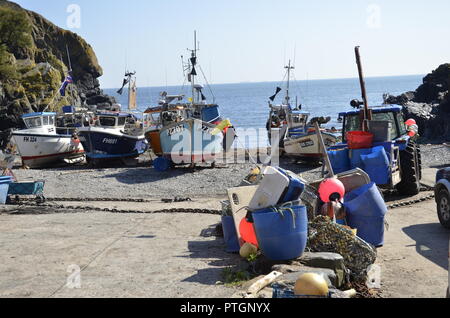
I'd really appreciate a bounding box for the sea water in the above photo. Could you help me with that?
[104,75,423,148]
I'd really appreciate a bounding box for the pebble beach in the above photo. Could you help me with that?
[11,144,448,200]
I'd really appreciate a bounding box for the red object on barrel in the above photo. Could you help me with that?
[239,218,259,248]
[346,131,374,149]
[318,178,346,203]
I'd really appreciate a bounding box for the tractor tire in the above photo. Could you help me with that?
[396,143,421,196]
[416,144,422,180]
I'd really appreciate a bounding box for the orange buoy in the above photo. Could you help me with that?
[239,217,259,248]
[318,178,345,203]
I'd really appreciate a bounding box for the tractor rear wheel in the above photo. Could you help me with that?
[396,142,421,196]
[416,144,422,180]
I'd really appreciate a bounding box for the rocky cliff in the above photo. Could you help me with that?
[0,0,115,131]
[385,64,450,142]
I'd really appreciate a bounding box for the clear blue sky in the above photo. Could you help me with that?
[13,0,450,88]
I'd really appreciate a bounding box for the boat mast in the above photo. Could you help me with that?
[128,73,132,111]
[285,60,294,106]
[190,31,198,106]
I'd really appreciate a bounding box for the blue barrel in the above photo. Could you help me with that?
[360,146,390,185]
[328,148,351,174]
[221,216,240,253]
[153,157,172,172]
[349,148,372,169]
[252,204,308,261]
[344,182,387,247]
[0,184,9,204]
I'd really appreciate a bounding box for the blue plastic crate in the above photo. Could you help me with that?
[8,181,45,195]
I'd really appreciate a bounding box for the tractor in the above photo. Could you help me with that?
[326,47,422,196]
[330,104,422,195]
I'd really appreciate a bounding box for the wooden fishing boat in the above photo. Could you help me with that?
[267,61,338,160]
[144,32,236,170]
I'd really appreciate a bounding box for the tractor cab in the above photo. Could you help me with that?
[338,105,409,145]
[330,104,422,196]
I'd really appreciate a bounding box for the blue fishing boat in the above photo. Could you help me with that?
[78,112,148,163]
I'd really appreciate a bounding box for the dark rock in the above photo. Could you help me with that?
[416,63,450,103]
[275,266,337,288]
[271,263,305,274]
[385,63,450,141]
[298,252,347,287]
[253,255,290,274]
[384,91,415,106]
[86,94,116,106]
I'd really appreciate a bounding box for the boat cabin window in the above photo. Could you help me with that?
[289,114,308,129]
[117,117,126,126]
[42,116,49,126]
[99,117,117,127]
[24,117,42,128]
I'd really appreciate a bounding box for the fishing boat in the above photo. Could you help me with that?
[77,72,148,164]
[11,112,85,168]
[266,61,337,160]
[144,32,235,170]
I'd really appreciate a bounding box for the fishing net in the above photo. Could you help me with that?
[307,216,377,278]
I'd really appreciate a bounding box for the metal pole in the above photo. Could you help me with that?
[285,60,293,106]
[315,121,334,177]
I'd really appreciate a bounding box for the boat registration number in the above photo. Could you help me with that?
[167,125,184,136]
[23,136,37,143]
[300,140,314,148]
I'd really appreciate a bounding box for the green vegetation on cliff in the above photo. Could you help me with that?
[0,0,112,130]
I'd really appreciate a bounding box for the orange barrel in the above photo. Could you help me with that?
[147,130,163,156]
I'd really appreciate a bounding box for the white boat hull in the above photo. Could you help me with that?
[159,118,224,164]
[283,132,337,159]
[11,133,85,168]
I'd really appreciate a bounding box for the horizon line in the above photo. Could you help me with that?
[101,73,424,90]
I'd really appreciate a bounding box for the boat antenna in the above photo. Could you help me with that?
[285,60,294,106]
[354,46,372,131]
[187,31,199,106]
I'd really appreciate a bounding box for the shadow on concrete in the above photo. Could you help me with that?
[133,235,156,239]
[179,225,242,285]
[402,222,450,270]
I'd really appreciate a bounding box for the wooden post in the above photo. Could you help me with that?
[355,46,372,131]
[315,121,334,177]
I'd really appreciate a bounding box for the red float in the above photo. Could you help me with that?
[318,178,345,203]
[239,218,259,247]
